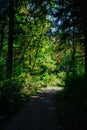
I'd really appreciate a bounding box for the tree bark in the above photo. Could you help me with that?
[72,29,76,78]
[6,0,14,78]
[30,42,40,75]
[0,23,5,57]
[84,29,87,77]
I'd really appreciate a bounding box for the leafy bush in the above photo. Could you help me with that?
[0,78,24,104]
[56,74,87,130]
[64,74,87,108]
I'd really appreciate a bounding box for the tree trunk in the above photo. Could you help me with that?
[6,0,14,78]
[0,23,5,57]
[72,30,76,78]
[84,29,87,77]
[30,43,40,75]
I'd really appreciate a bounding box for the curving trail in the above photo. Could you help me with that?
[5,87,61,130]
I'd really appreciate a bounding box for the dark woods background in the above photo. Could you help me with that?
[0,0,87,129]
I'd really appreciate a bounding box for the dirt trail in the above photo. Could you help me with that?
[5,87,61,130]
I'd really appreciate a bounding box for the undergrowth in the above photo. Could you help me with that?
[55,75,87,130]
[0,76,40,130]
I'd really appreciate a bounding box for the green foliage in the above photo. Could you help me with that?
[56,74,87,130]
[0,0,87,129]
[65,75,87,101]
[0,57,5,80]
[42,72,50,83]
[0,78,23,103]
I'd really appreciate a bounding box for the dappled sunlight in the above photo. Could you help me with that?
[5,88,59,130]
[31,95,40,99]
[27,87,61,104]
[0,0,87,129]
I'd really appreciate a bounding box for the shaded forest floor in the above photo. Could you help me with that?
[0,87,87,130]
[55,90,87,130]
[4,87,59,130]
[0,92,30,130]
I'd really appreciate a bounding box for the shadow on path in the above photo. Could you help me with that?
[5,88,60,130]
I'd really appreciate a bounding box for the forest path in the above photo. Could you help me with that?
[5,87,61,130]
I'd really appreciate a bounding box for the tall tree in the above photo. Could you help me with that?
[50,0,87,76]
[6,0,14,78]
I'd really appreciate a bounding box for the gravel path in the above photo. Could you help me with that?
[5,88,60,130]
